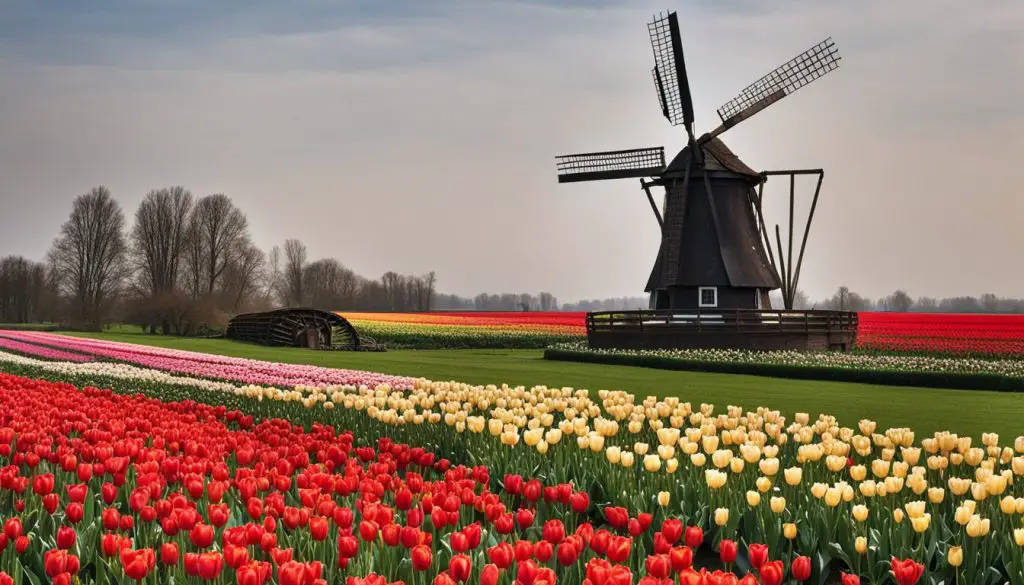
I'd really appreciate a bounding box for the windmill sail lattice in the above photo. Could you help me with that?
[713,38,840,133]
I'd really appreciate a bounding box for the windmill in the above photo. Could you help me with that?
[555,10,841,312]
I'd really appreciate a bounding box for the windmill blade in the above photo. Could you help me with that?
[555,147,665,183]
[647,11,695,127]
[709,38,840,138]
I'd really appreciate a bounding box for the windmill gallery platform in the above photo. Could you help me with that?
[584,309,858,352]
[554,9,856,352]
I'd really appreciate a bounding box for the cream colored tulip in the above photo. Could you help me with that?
[852,504,869,523]
[658,491,671,507]
[714,508,729,526]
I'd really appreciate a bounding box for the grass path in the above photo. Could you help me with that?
[61,330,1022,440]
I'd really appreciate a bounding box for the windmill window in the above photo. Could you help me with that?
[698,287,718,308]
[755,289,763,310]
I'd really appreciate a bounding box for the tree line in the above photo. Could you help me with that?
[3,186,1023,333]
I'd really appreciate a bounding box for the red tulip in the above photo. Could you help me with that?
[683,525,703,549]
[504,474,524,495]
[32,473,54,496]
[360,520,379,542]
[102,508,121,532]
[56,526,76,550]
[480,564,500,585]
[44,550,68,577]
[607,535,632,563]
[841,573,861,585]
[891,558,925,585]
[236,561,272,585]
[120,548,156,581]
[760,560,785,585]
[535,541,554,563]
[412,544,432,571]
[661,519,683,544]
[604,506,629,530]
[0,571,12,585]
[278,561,307,585]
[720,539,737,564]
[42,493,60,514]
[670,546,693,572]
[517,560,539,585]
[748,543,768,570]
[488,542,514,569]
[223,544,250,569]
[3,518,22,540]
[515,508,535,529]
[557,541,580,566]
[792,556,812,582]
[449,554,472,582]
[645,554,672,579]
[541,519,565,544]
[196,551,224,580]
[338,535,359,559]
[14,536,29,555]
[569,491,590,513]
[52,574,72,585]
[309,516,329,541]
[160,542,179,566]
[208,503,230,527]
[190,523,215,549]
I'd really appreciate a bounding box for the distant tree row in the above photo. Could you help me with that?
[4,185,1023,333]
[779,286,1024,313]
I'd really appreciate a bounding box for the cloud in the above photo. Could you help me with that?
[0,0,1021,303]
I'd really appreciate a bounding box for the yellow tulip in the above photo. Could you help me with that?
[928,487,945,504]
[746,491,761,507]
[620,452,635,467]
[1000,495,1017,515]
[784,523,797,540]
[770,496,786,514]
[910,513,930,533]
[904,501,926,519]
[755,476,772,493]
[824,488,842,508]
[644,454,662,473]
[855,536,867,554]
[690,453,707,467]
[705,469,728,489]
[784,467,803,486]
[893,509,905,524]
[714,508,729,527]
[1015,528,1024,547]
[948,545,963,567]
[666,457,679,473]
[657,491,671,507]
[852,505,869,523]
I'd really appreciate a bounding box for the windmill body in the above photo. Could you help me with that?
[554,9,857,351]
[645,135,780,311]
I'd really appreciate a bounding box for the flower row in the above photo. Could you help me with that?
[549,342,1024,379]
[0,371,892,585]
[2,342,1024,583]
[0,331,417,389]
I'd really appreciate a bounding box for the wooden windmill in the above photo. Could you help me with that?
[555,10,841,311]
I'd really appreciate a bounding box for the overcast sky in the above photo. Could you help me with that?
[1,0,1021,303]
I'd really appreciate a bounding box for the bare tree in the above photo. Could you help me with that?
[130,187,193,331]
[48,187,128,329]
[0,256,48,323]
[223,241,265,310]
[189,194,248,296]
[263,245,283,306]
[885,290,914,312]
[283,239,307,306]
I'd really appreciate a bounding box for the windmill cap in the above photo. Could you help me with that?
[663,135,761,181]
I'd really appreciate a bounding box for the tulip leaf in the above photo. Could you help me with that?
[19,565,40,585]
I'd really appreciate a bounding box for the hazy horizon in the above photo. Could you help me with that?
[1,0,1021,303]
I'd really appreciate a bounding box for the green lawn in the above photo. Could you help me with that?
[61,329,1020,441]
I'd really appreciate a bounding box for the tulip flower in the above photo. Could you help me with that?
[792,556,812,581]
[891,558,925,585]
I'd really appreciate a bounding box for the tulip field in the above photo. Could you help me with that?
[338,312,587,349]
[1,331,1024,584]
[337,312,1024,358]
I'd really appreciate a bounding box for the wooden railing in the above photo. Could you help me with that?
[586,309,858,335]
